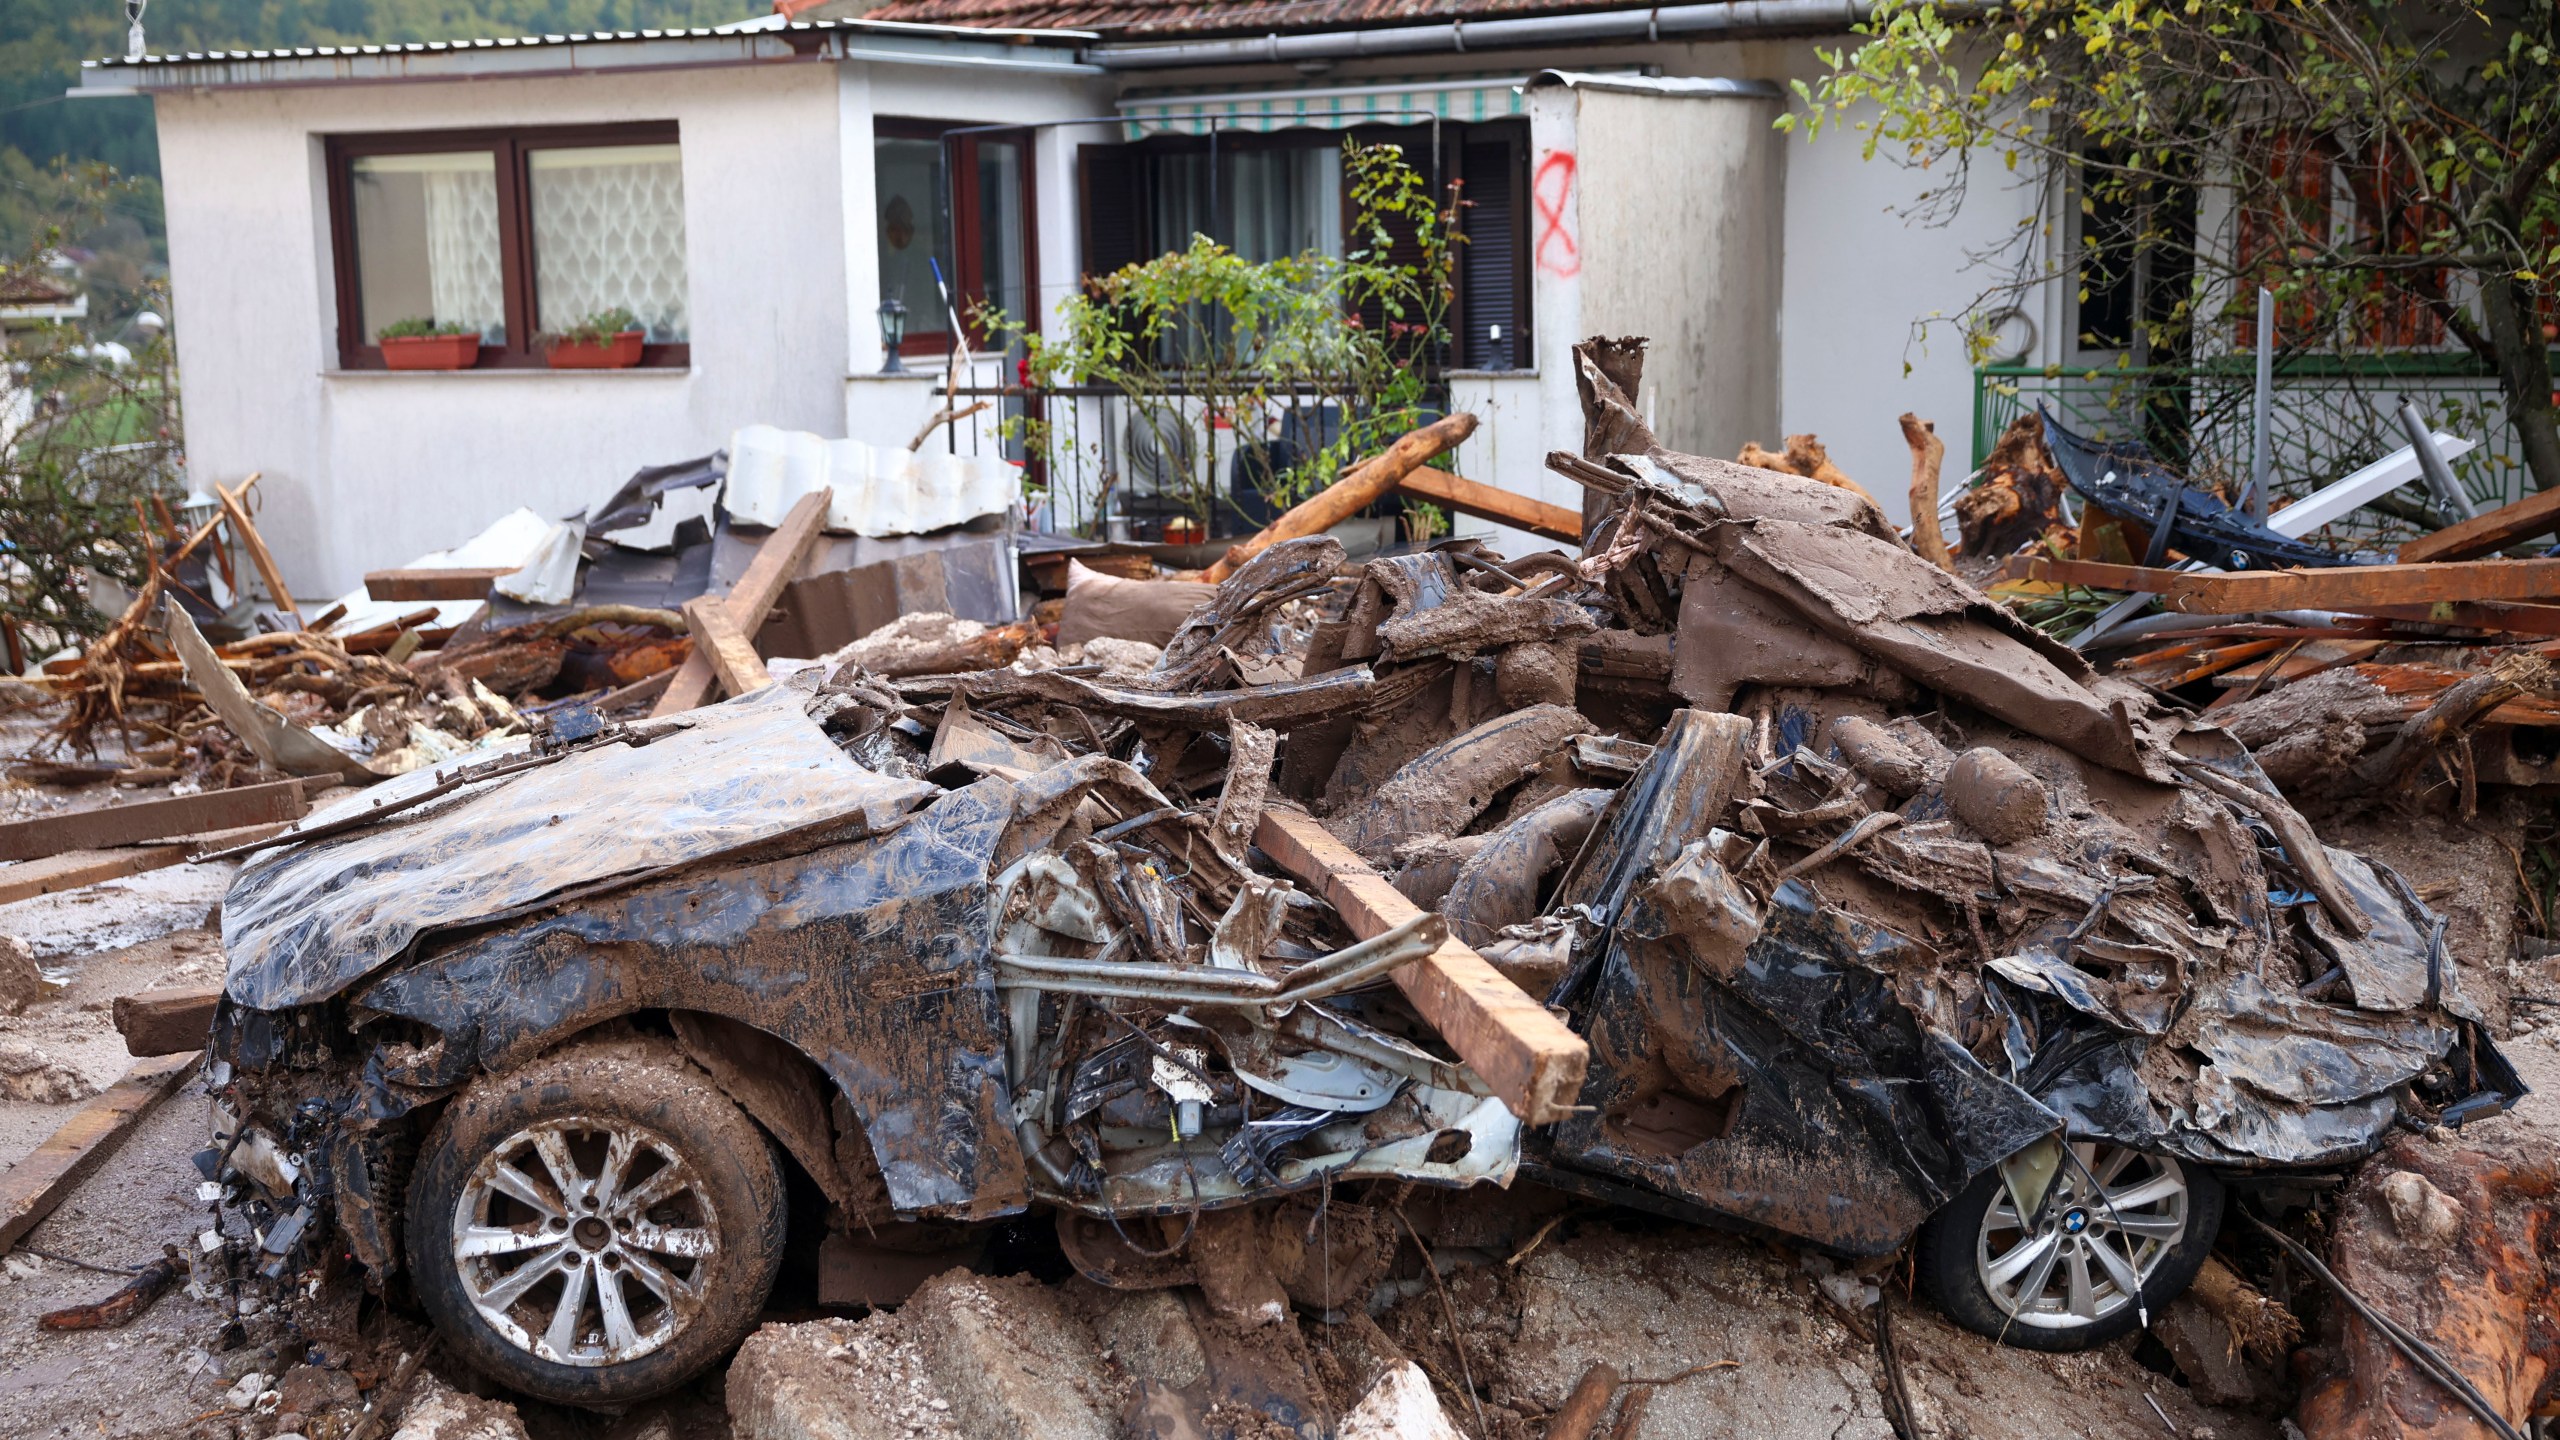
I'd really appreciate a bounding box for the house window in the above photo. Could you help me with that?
[1076,120,1532,371]
[873,120,1036,354]
[2069,154,2194,363]
[324,124,689,370]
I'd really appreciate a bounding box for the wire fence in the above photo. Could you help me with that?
[1973,356,2525,549]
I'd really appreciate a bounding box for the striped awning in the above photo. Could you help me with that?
[1117,72,1556,137]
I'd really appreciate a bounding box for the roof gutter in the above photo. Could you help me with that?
[1087,0,1936,69]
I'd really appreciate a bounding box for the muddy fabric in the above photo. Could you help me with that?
[1054,560,1215,649]
[221,685,936,1012]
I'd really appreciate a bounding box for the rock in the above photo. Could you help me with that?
[2376,1169,2464,1247]
[1090,1289,1207,1392]
[1943,747,2049,845]
[225,1373,274,1411]
[273,1364,360,1418]
[389,1375,530,1440]
[1337,1362,1468,1440]
[0,1039,99,1104]
[729,1312,959,1440]
[2152,1295,2264,1407]
[1078,637,1163,679]
[906,1270,1120,1440]
[0,936,42,1012]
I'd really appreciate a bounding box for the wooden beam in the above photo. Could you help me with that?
[1254,807,1588,1126]
[0,822,293,907]
[0,1052,198,1254]
[0,780,308,863]
[2001,555,2560,614]
[680,595,772,698]
[2398,486,2560,564]
[1205,412,1479,583]
[113,986,221,1058]
[1391,467,1583,545]
[216,479,299,626]
[652,490,833,717]
[363,568,512,602]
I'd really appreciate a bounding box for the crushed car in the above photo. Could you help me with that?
[193,341,2520,1406]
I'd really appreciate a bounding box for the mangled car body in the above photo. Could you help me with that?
[198,342,2518,1403]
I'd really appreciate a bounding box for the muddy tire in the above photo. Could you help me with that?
[1916,1142,2221,1352]
[405,1037,786,1406]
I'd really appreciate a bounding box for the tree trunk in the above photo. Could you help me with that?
[2479,272,2560,494]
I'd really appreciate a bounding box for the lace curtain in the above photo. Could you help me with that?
[530,144,689,341]
[352,151,504,341]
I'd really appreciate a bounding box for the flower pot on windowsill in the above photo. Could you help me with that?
[546,330,646,370]
[380,333,481,370]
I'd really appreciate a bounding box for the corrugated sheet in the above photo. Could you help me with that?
[864,0,1655,40]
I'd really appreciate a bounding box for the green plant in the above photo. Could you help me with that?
[982,139,1458,535]
[546,306,641,349]
[377,316,473,340]
[1783,0,2560,492]
[1,163,182,655]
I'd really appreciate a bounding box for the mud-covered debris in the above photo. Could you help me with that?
[1336,1362,1467,1440]
[0,1039,99,1103]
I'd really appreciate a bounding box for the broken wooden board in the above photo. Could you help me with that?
[0,822,293,908]
[2001,555,2560,613]
[681,595,773,698]
[653,489,833,717]
[217,479,299,625]
[1392,467,1584,545]
[363,567,513,602]
[2398,486,2560,564]
[0,1051,198,1253]
[1255,807,1588,1126]
[0,779,309,863]
[113,985,222,1058]
[2338,601,2560,638]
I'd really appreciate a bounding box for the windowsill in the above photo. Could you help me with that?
[846,370,944,383]
[1447,368,1539,380]
[323,367,691,379]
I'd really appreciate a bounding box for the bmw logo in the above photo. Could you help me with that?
[2062,1208,2089,1235]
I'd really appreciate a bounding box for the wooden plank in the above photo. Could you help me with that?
[2398,486,2560,564]
[652,490,834,718]
[113,986,222,1058]
[1391,467,1583,545]
[363,568,512,602]
[680,595,773,698]
[1254,807,1588,1126]
[0,822,293,908]
[2001,555,2560,613]
[2334,601,2560,638]
[216,480,299,626]
[0,1052,199,1254]
[1205,412,1478,583]
[0,780,308,863]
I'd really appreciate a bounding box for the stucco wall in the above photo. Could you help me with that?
[156,62,854,598]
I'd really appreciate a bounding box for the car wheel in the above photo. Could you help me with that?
[1916,1140,2222,1352]
[406,1037,786,1406]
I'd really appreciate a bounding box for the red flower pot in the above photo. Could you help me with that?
[546,330,645,369]
[380,333,481,370]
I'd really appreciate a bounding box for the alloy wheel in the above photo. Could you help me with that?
[450,1118,719,1366]
[1975,1141,2189,1330]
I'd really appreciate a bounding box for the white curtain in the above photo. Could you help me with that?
[530,144,689,341]
[423,169,504,336]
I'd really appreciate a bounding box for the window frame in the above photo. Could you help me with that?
[873,118,1040,357]
[323,121,690,372]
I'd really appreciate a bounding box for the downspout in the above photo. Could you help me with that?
[1086,0,1969,68]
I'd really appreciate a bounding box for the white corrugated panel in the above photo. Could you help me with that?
[725,424,1017,537]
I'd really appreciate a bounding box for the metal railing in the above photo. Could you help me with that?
[939,372,1449,542]
[1972,355,2530,547]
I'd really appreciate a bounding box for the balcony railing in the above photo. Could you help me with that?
[1972,355,2531,549]
[940,372,1451,543]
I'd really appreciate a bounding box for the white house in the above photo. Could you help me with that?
[78,4,2061,598]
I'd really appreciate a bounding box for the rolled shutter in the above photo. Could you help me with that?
[1459,132,1526,370]
[1077,142,1142,288]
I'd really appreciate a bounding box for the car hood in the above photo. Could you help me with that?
[220,684,936,1013]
